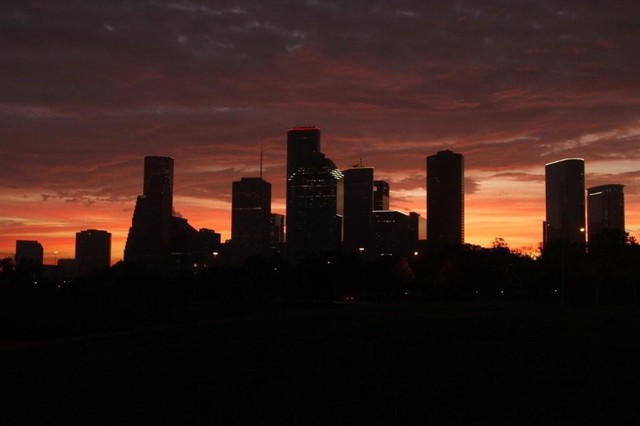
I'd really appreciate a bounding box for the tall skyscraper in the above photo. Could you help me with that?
[75,229,111,275]
[232,177,272,261]
[343,166,374,253]
[286,126,344,260]
[587,184,625,245]
[544,158,586,247]
[426,150,464,247]
[373,180,390,210]
[15,240,44,267]
[124,156,174,266]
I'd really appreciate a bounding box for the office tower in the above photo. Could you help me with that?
[544,158,586,246]
[232,177,272,261]
[370,210,412,257]
[587,184,625,245]
[270,213,285,255]
[75,229,111,275]
[15,240,44,267]
[286,126,344,260]
[426,150,464,247]
[124,156,174,266]
[373,180,390,210]
[343,166,374,253]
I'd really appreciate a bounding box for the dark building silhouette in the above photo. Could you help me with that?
[270,213,285,255]
[426,150,464,247]
[544,158,586,247]
[15,240,43,267]
[587,184,625,245]
[124,156,174,267]
[373,180,390,210]
[409,212,426,250]
[370,210,412,257]
[75,229,111,275]
[286,126,344,260]
[170,218,221,269]
[231,177,272,261]
[343,166,374,253]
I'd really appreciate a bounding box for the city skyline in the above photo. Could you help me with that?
[2,1,639,263]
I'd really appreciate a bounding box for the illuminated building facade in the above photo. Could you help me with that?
[286,127,343,260]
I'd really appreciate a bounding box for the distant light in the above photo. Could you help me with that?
[413,251,419,256]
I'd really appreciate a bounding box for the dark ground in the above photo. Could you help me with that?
[2,300,640,425]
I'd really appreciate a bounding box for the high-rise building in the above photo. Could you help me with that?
[544,158,586,247]
[232,177,272,261]
[587,184,625,245]
[75,229,111,275]
[124,156,174,266]
[286,126,344,260]
[343,166,374,253]
[426,150,464,247]
[15,240,44,267]
[373,180,390,211]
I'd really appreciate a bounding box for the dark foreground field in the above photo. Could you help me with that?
[2,301,640,425]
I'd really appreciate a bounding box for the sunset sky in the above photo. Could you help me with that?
[2,1,639,264]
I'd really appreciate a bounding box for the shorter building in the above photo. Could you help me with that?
[76,229,111,275]
[15,240,44,268]
[270,213,285,256]
[587,184,625,246]
[370,210,412,257]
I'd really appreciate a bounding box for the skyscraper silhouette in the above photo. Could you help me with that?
[426,150,464,247]
[75,229,111,275]
[124,156,174,267]
[286,126,344,260]
[587,184,625,246]
[544,158,586,247]
[232,177,272,261]
[343,166,374,254]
